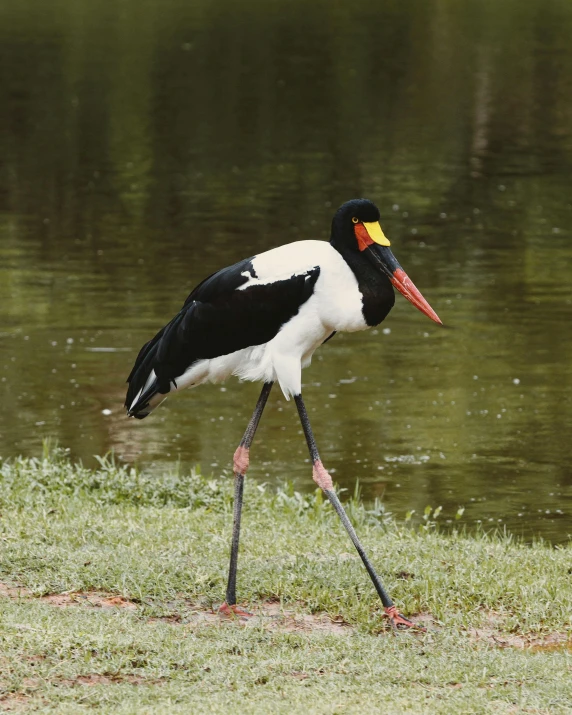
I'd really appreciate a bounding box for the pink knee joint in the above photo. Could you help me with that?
[312,460,333,491]
[233,445,249,475]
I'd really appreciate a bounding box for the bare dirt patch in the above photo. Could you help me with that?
[185,599,355,635]
[467,610,572,651]
[0,692,35,713]
[0,582,137,610]
[41,592,137,610]
[0,583,31,599]
[3,581,569,646]
[0,581,356,635]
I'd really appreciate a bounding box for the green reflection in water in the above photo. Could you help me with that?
[0,0,571,540]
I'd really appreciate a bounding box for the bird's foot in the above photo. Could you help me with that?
[384,605,426,632]
[218,602,253,619]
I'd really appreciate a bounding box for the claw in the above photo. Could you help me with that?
[384,605,426,632]
[218,602,253,619]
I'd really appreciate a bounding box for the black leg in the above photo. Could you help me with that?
[221,382,273,614]
[294,394,423,631]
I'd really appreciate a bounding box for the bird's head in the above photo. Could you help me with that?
[330,198,442,325]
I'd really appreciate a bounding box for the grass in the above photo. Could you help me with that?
[0,449,571,713]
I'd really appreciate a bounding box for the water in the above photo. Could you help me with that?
[1,0,571,541]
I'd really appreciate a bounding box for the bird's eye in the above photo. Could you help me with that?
[351,217,359,224]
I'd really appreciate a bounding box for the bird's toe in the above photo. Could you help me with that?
[218,602,253,619]
[384,605,426,632]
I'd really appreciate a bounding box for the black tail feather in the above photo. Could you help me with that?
[125,326,168,417]
[126,376,160,418]
[125,309,191,417]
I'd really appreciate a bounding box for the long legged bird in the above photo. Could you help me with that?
[126,198,442,629]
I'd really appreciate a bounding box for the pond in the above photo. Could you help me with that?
[1,0,571,541]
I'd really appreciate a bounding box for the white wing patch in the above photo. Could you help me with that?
[237,240,332,290]
[237,267,316,290]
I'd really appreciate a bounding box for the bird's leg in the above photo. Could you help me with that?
[220,381,273,617]
[294,394,424,632]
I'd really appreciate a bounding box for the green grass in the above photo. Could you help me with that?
[1,450,571,713]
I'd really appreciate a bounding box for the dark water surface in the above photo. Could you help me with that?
[1,0,572,540]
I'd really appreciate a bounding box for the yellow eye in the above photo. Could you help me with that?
[351,217,359,224]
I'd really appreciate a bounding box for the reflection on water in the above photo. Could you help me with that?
[1,0,571,540]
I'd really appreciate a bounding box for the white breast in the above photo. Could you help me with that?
[246,240,367,333]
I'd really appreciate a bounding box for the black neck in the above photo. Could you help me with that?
[333,244,395,327]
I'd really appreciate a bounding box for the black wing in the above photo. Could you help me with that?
[125,257,320,416]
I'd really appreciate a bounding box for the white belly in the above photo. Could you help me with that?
[174,311,331,399]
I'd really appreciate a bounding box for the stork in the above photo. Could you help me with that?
[125,198,442,629]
